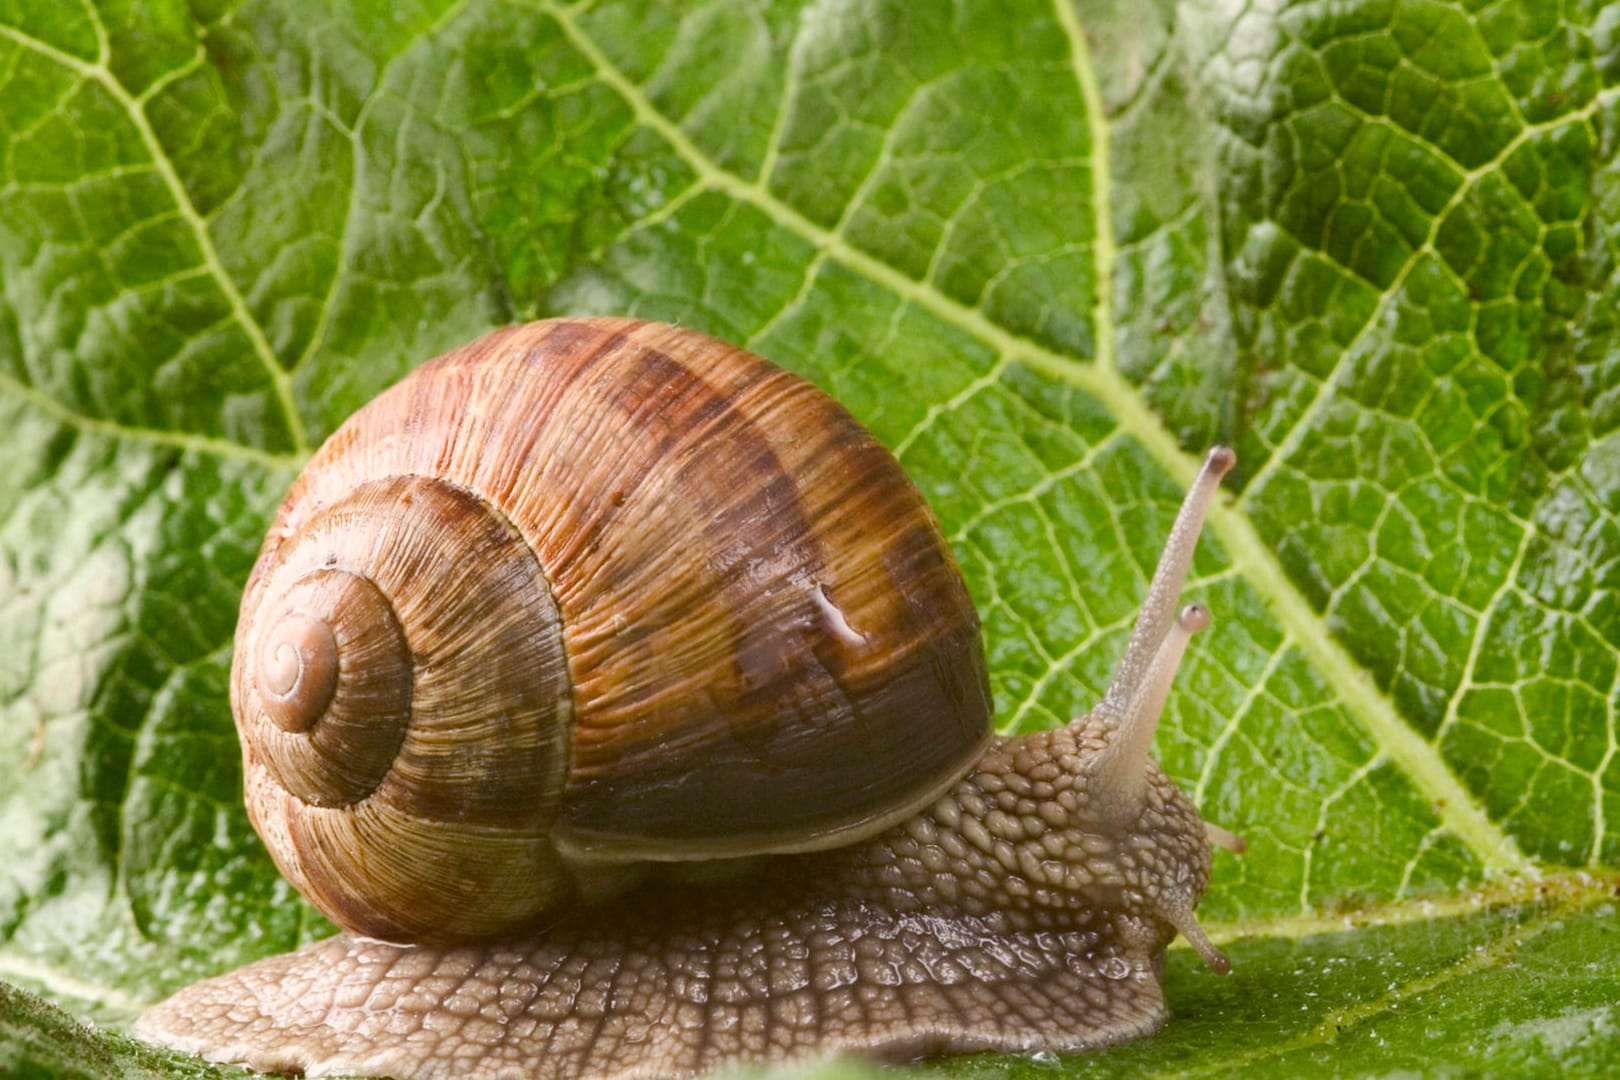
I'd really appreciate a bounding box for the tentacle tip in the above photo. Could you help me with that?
[1178,603,1211,633]
[1164,899,1231,975]
[1204,821,1248,855]
[1205,446,1237,477]
[1182,921,1232,975]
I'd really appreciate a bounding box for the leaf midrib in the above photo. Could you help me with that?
[1051,0,1116,375]
[531,0,1534,876]
[0,0,1539,877]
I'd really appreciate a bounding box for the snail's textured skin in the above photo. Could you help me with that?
[136,724,1209,1080]
[135,318,1239,1080]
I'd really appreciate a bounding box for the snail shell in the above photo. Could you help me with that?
[141,335,1240,1079]
[235,317,993,942]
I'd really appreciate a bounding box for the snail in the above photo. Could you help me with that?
[134,318,1244,1080]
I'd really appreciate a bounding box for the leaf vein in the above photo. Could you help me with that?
[0,371,304,469]
[289,0,479,376]
[0,19,310,454]
[1186,887,1598,1077]
[511,0,1533,875]
[1240,86,1620,507]
[1051,0,1115,371]
[1192,641,1292,806]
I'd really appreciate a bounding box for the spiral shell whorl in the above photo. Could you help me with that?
[257,615,336,733]
[234,474,574,942]
[231,317,992,941]
[242,569,412,807]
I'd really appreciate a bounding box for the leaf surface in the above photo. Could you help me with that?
[0,0,1616,1075]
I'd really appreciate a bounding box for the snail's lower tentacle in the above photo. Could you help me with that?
[1204,821,1248,854]
[1157,889,1231,975]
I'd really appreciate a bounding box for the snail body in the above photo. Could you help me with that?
[136,319,1239,1079]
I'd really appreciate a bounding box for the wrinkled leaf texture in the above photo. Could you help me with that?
[1,0,1617,1076]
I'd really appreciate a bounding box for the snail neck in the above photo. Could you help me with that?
[817,720,1212,950]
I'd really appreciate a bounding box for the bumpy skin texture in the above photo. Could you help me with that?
[136,725,1211,1079]
[137,326,1236,1078]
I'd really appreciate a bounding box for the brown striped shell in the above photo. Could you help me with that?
[233,318,993,944]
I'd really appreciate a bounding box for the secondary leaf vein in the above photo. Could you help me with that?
[0,371,304,470]
[0,19,311,455]
[534,0,1537,878]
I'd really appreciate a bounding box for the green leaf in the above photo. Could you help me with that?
[0,0,1615,1075]
[0,980,249,1079]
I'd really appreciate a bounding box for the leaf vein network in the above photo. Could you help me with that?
[0,20,311,456]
